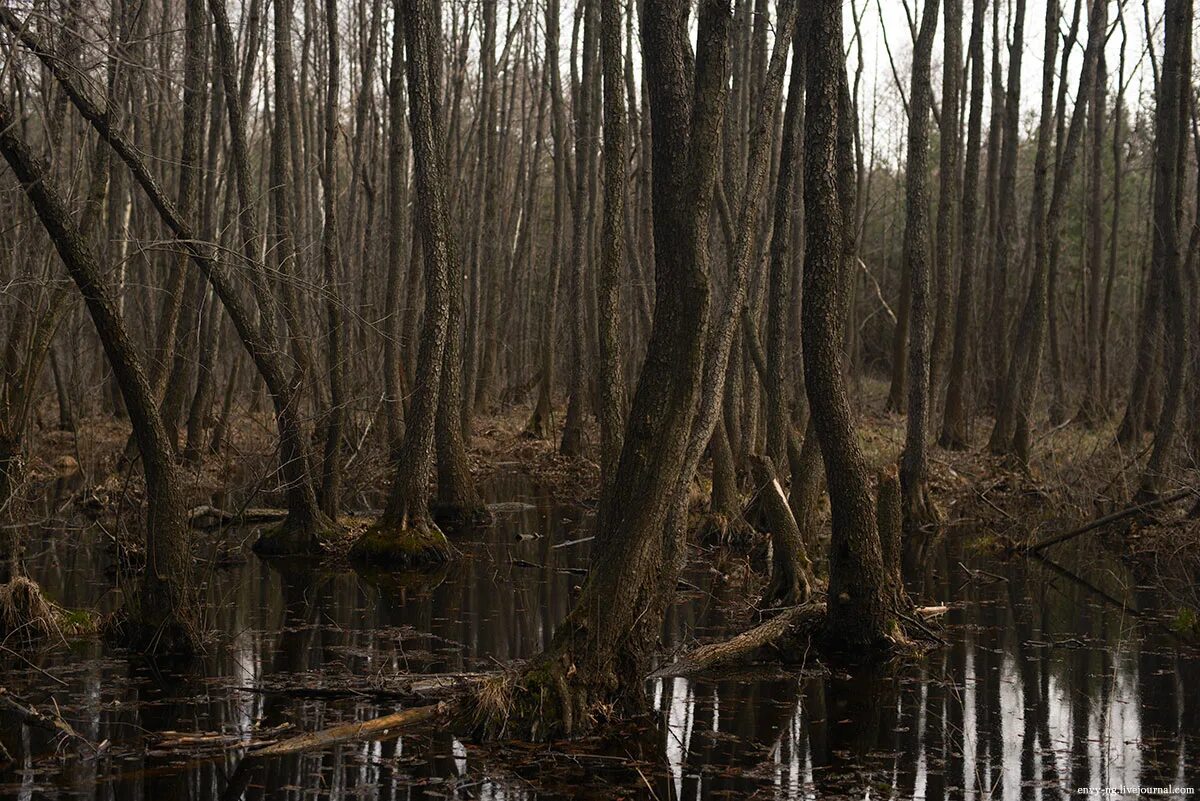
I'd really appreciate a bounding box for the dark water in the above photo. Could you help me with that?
[1,473,1197,799]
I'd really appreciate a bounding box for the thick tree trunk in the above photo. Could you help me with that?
[801,2,899,652]
[350,0,454,567]
[478,0,732,742]
[596,0,627,482]
[1138,0,1192,498]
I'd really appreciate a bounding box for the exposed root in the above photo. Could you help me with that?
[0,577,96,642]
[103,603,203,656]
[348,518,456,568]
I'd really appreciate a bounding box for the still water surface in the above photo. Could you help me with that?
[0,474,1195,799]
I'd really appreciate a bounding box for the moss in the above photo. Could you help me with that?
[1170,607,1199,641]
[347,519,455,568]
[0,578,99,642]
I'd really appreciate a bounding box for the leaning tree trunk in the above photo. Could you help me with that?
[898,0,940,526]
[349,0,454,567]
[0,100,199,654]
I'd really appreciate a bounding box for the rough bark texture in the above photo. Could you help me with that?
[351,0,453,568]
[0,100,198,653]
[940,0,986,449]
[1138,0,1192,498]
[801,1,896,653]
[899,0,940,526]
[478,0,732,742]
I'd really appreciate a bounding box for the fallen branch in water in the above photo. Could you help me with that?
[1026,488,1193,553]
[0,688,91,750]
[187,505,289,529]
[649,603,826,678]
[247,702,446,759]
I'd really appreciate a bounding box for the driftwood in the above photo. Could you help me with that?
[648,603,826,678]
[1026,488,1192,552]
[188,505,290,529]
[248,702,445,758]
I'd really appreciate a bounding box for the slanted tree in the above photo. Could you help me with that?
[478,0,735,740]
[802,0,904,651]
[0,100,199,653]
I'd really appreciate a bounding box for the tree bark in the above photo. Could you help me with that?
[899,0,940,526]
[0,99,199,653]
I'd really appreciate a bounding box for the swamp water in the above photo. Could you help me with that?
[0,473,1196,799]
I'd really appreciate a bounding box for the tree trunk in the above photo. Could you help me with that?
[478,0,732,741]
[0,100,199,654]
[801,1,899,652]
[899,0,940,526]
[350,0,454,567]
[939,0,986,449]
[929,0,962,406]
[1138,0,1191,498]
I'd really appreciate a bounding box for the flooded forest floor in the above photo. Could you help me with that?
[2,384,1199,799]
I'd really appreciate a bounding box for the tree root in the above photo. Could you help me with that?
[463,651,600,742]
[348,518,456,568]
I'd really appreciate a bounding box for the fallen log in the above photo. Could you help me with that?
[0,688,89,748]
[247,702,445,759]
[648,603,826,679]
[188,505,289,529]
[1026,488,1193,553]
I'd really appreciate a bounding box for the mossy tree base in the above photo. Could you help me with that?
[252,514,340,556]
[430,501,494,533]
[348,518,455,568]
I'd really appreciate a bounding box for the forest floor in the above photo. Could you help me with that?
[18,377,1200,626]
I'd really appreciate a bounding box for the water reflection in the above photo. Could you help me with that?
[0,477,1195,799]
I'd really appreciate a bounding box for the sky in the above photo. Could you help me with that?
[850,0,1168,164]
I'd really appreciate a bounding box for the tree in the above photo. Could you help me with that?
[478,0,735,740]
[899,0,941,525]
[0,99,199,653]
[802,0,901,651]
[939,0,986,449]
[1138,0,1192,498]
[349,0,454,566]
